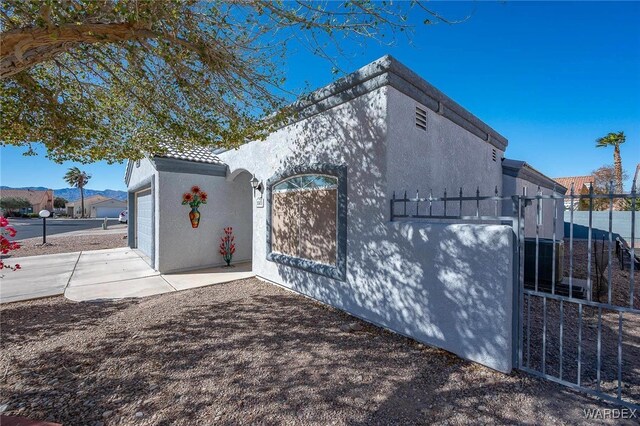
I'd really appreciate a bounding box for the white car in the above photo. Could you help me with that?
[118,210,128,224]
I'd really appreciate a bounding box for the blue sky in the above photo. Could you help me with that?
[1,1,638,191]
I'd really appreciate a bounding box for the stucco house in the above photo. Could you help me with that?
[125,55,562,373]
[66,195,127,218]
[554,175,594,210]
[0,188,53,214]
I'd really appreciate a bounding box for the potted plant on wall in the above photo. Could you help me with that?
[219,227,235,267]
[182,186,207,228]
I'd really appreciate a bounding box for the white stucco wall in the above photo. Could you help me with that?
[127,157,156,189]
[502,175,565,240]
[127,157,252,273]
[386,87,505,217]
[219,86,515,372]
[155,171,252,273]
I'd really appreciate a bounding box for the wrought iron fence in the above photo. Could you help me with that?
[389,181,639,409]
[389,186,516,221]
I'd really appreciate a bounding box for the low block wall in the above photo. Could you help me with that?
[565,211,640,245]
[257,221,516,373]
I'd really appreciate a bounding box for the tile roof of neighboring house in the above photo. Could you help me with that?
[0,188,52,205]
[66,195,112,207]
[154,142,224,164]
[553,176,594,192]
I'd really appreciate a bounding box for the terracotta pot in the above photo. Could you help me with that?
[189,207,200,228]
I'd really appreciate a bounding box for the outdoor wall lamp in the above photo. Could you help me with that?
[250,175,263,196]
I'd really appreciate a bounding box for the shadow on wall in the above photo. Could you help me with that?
[267,88,514,372]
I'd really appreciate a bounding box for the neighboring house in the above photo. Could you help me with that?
[0,188,53,214]
[66,195,127,218]
[553,175,593,210]
[125,55,560,373]
[502,159,567,239]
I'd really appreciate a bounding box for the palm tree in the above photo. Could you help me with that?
[596,131,626,193]
[64,167,91,218]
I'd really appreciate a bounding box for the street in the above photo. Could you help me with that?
[8,218,122,240]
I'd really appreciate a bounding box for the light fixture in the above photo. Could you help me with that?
[250,175,263,195]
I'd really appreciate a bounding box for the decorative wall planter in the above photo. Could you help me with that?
[182,186,207,229]
[189,207,201,228]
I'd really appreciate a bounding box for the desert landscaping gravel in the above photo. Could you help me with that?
[0,278,633,425]
[523,240,640,405]
[7,233,127,258]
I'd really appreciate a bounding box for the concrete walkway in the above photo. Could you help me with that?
[0,247,254,304]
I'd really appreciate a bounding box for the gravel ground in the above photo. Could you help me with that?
[4,233,127,258]
[523,239,640,407]
[0,278,633,425]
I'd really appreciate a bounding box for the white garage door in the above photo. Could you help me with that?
[95,207,124,218]
[136,189,153,260]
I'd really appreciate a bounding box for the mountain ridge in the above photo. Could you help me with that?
[0,186,127,202]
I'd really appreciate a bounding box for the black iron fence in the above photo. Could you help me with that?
[390,181,639,409]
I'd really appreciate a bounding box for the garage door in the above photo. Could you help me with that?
[95,207,124,218]
[136,189,153,260]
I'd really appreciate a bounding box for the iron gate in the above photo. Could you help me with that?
[390,182,639,409]
[514,183,638,410]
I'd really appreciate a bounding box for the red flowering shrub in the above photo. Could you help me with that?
[219,227,236,266]
[0,216,21,272]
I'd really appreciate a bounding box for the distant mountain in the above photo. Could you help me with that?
[0,186,127,202]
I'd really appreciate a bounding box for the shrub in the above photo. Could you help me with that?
[0,216,21,273]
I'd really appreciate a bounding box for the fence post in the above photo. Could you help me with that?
[444,188,447,217]
[608,181,614,304]
[403,190,407,218]
[390,191,395,222]
[630,183,636,308]
[569,183,574,299]
[535,186,541,292]
[587,183,593,301]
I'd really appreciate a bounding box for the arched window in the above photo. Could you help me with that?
[267,164,347,280]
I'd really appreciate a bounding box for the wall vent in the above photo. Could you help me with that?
[492,149,497,162]
[415,106,427,131]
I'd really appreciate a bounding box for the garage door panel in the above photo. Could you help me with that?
[96,207,125,218]
[136,190,153,259]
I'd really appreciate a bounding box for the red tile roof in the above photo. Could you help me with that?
[553,176,594,192]
[0,188,52,205]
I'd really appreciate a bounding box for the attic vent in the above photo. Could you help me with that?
[415,106,427,131]
[492,149,497,162]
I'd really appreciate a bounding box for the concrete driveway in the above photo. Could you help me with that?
[0,247,253,303]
